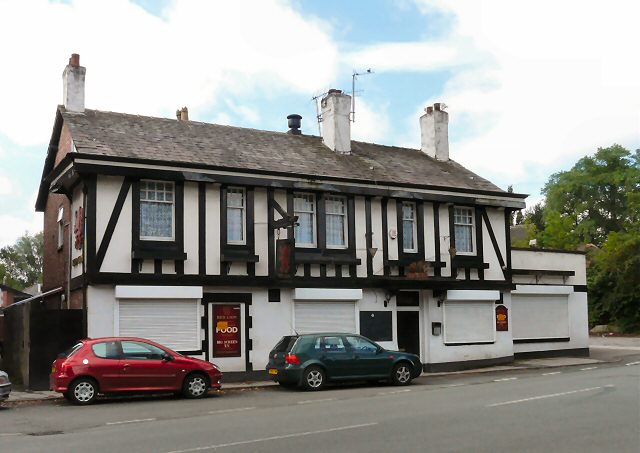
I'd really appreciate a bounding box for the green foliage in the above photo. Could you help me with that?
[0,231,43,290]
[541,144,639,248]
[588,228,640,332]
[534,144,639,332]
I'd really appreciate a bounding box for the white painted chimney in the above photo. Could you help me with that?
[62,53,85,112]
[321,89,351,154]
[420,103,449,161]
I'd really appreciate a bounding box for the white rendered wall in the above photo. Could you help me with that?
[386,201,398,261]
[438,204,451,277]
[371,198,384,275]
[355,197,367,277]
[425,290,513,365]
[183,182,199,275]
[99,176,132,273]
[254,188,269,276]
[482,209,507,281]
[205,184,221,275]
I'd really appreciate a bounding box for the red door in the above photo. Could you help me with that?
[119,341,181,390]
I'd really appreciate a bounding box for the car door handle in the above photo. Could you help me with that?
[122,364,130,371]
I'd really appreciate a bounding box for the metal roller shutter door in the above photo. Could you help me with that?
[512,295,569,340]
[118,299,200,351]
[294,302,356,334]
[443,301,495,344]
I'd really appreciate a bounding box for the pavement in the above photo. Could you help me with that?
[4,335,639,404]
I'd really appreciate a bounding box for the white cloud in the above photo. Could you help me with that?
[0,174,12,196]
[0,0,339,146]
[0,212,43,248]
[350,99,391,144]
[399,0,640,189]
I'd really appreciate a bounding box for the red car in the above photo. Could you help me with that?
[50,337,222,405]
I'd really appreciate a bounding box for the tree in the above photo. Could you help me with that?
[0,231,43,290]
[541,145,639,248]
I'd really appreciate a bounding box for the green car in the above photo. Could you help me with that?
[266,333,422,391]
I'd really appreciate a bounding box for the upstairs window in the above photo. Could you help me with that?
[140,180,174,240]
[402,202,417,252]
[326,195,347,248]
[226,187,246,244]
[454,207,474,253]
[294,193,316,247]
[57,206,64,249]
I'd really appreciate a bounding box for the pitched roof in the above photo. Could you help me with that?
[59,107,514,196]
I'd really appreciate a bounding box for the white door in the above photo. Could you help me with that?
[294,302,357,334]
[117,299,201,352]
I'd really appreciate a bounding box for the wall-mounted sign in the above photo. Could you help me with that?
[213,304,241,357]
[74,206,84,250]
[276,238,295,279]
[496,305,508,331]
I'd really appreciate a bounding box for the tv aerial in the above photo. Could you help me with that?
[351,68,373,122]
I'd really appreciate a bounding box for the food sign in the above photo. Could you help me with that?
[496,305,508,331]
[213,304,241,357]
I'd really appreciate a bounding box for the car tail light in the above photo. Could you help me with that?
[285,354,301,365]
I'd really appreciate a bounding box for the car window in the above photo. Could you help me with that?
[322,336,346,353]
[92,341,120,359]
[273,336,298,353]
[313,337,322,350]
[121,341,166,360]
[346,336,378,354]
[60,342,84,358]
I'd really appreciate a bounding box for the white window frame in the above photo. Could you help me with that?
[325,195,348,249]
[294,192,317,248]
[57,206,64,249]
[402,201,418,253]
[226,187,246,245]
[453,206,475,255]
[140,180,175,241]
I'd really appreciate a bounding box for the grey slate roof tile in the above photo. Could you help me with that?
[61,107,505,194]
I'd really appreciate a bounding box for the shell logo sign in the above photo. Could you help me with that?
[496,305,508,332]
[213,305,241,357]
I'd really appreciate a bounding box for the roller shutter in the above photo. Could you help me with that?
[512,295,569,340]
[294,302,356,334]
[118,299,200,351]
[443,300,494,344]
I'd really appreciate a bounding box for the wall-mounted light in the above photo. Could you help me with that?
[432,322,442,336]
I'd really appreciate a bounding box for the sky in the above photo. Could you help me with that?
[0,0,638,247]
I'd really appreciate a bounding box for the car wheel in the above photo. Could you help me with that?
[183,373,209,399]
[69,378,98,405]
[302,366,325,391]
[391,362,413,386]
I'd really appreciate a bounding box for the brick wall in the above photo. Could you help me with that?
[42,123,74,308]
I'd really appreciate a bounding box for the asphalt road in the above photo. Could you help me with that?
[1,354,639,453]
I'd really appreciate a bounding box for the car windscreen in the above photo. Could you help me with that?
[272,336,298,353]
[60,341,84,358]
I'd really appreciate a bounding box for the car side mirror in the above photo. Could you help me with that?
[162,353,174,362]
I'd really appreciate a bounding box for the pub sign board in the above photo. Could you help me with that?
[213,304,241,357]
[496,305,508,332]
[276,238,295,279]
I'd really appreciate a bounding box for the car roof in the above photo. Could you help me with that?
[83,337,159,344]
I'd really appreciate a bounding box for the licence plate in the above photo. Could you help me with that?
[268,369,278,375]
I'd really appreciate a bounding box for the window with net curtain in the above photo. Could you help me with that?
[227,187,245,244]
[294,193,316,247]
[454,207,474,253]
[140,181,174,240]
[326,195,347,248]
[402,202,417,252]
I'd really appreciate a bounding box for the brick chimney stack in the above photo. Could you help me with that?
[62,53,86,113]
